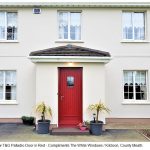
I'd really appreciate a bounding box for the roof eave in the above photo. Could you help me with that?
[28,56,112,63]
[1,2,150,8]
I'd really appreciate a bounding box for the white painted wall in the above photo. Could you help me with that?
[36,62,106,125]
[0,8,150,57]
[0,57,36,118]
[0,7,150,120]
[106,57,150,118]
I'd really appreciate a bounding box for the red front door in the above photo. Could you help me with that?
[58,67,82,127]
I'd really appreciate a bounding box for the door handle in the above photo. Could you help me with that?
[61,96,64,100]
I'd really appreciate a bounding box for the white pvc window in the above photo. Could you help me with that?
[0,71,16,100]
[0,12,17,40]
[58,11,81,40]
[122,12,145,40]
[124,71,147,100]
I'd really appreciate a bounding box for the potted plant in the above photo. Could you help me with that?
[77,122,87,131]
[36,101,52,134]
[88,101,110,135]
[21,116,34,125]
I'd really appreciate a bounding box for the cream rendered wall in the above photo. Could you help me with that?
[106,57,150,118]
[0,57,35,118]
[36,62,106,125]
[0,7,150,119]
[0,8,150,56]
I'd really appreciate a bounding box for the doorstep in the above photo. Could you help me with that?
[51,127,90,135]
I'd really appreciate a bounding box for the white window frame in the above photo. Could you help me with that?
[57,11,81,41]
[0,70,17,105]
[0,11,18,42]
[122,70,150,105]
[122,11,146,42]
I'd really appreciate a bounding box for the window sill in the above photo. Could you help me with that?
[121,40,149,43]
[122,100,150,105]
[0,100,18,105]
[55,40,84,43]
[0,40,19,43]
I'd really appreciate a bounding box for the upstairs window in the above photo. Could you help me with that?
[58,11,81,40]
[0,12,17,40]
[0,71,16,100]
[123,71,147,100]
[122,12,145,40]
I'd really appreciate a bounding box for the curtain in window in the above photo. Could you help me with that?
[123,12,145,40]
[0,12,5,40]
[135,71,147,100]
[5,71,16,85]
[133,13,145,40]
[7,12,17,40]
[0,71,3,85]
[0,71,3,100]
[11,86,16,100]
[124,71,134,99]
[124,71,147,100]
[5,71,16,100]
[70,12,81,40]
[59,12,68,39]
[123,12,133,39]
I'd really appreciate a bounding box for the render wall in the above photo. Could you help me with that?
[106,57,150,118]
[0,57,35,118]
[36,63,106,125]
[0,7,150,120]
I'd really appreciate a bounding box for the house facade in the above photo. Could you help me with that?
[0,1,150,126]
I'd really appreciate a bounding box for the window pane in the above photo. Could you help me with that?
[67,76,74,86]
[5,86,16,100]
[133,13,145,40]
[0,86,3,100]
[0,71,3,100]
[124,71,134,99]
[135,71,147,100]
[11,86,16,100]
[5,71,16,85]
[59,12,68,39]
[70,12,81,40]
[141,86,147,100]
[7,12,17,40]
[5,85,11,100]
[0,71,4,85]
[5,71,16,100]
[0,94,3,100]
[0,12,5,40]
[124,93,128,99]
[123,12,133,39]
[129,93,134,99]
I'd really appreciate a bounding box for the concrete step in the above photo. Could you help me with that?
[51,127,90,135]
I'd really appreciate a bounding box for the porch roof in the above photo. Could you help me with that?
[29,44,111,63]
[29,44,110,57]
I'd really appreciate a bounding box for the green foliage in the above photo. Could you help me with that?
[21,116,34,125]
[21,116,34,121]
[36,101,52,121]
[88,101,110,123]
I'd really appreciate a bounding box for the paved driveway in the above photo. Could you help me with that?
[0,124,148,142]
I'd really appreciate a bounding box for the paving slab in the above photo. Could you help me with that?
[0,124,149,142]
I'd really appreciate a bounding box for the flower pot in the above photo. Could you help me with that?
[90,121,103,135]
[22,116,34,125]
[37,120,50,134]
[23,120,34,125]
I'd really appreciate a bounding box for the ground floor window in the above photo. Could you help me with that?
[124,70,147,100]
[0,70,16,100]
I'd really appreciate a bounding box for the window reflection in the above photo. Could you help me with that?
[67,76,74,86]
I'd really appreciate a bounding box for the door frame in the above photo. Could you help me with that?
[58,67,83,127]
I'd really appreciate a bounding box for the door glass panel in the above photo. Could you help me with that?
[67,76,74,86]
